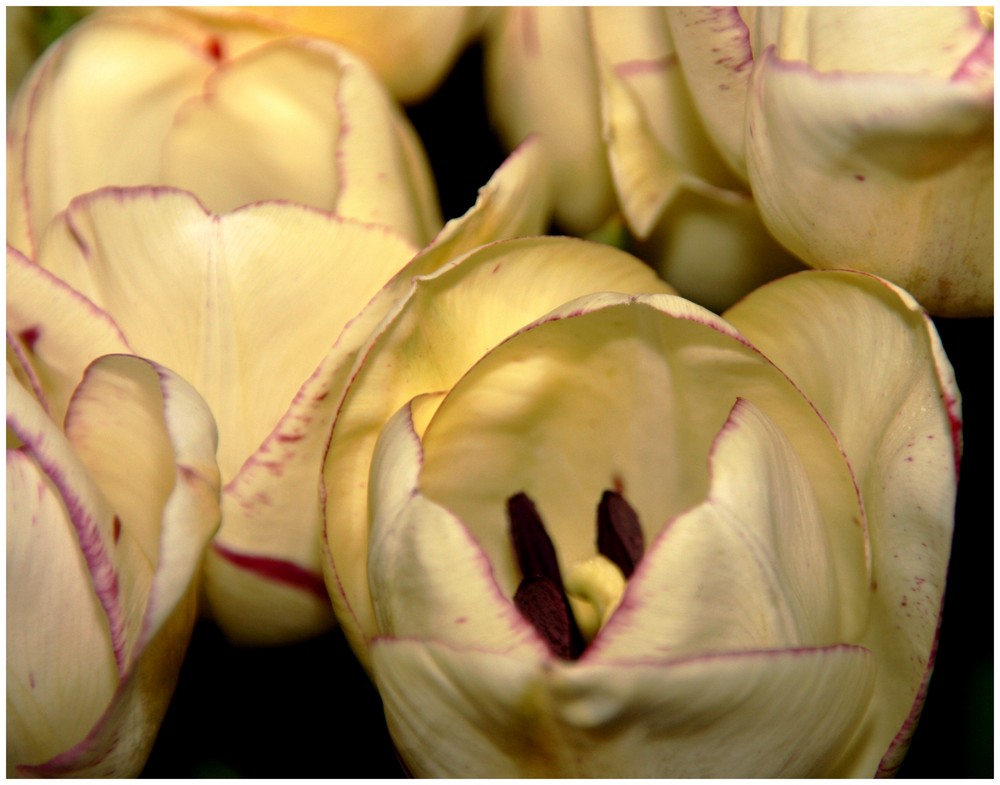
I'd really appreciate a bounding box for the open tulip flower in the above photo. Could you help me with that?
[671,6,994,316]
[6,139,551,645]
[321,235,673,664]
[6,356,220,776]
[7,6,442,259]
[340,265,959,776]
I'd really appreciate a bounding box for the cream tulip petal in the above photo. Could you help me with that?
[592,398,838,660]
[746,50,993,315]
[590,7,741,188]
[415,137,554,275]
[636,188,805,313]
[724,270,959,774]
[6,367,146,676]
[663,7,753,179]
[184,6,484,103]
[484,7,614,234]
[14,356,219,776]
[7,443,119,773]
[164,39,441,246]
[36,188,416,480]
[371,636,874,777]
[762,7,989,79]
[367,398,544,655]
[64,355,220,648]
[6,15,213,256]
[596,44,746,239]
[418,294,865,634]
[7,246,132,426]
[323,237,671,663]
[331,45,443,245]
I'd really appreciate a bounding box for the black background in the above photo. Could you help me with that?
[141,42,993,778]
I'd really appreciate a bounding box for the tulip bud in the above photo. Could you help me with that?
[7,7,442,258]
[6,356,220,776]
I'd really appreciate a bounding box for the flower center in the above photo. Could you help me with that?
[507,490,645,660]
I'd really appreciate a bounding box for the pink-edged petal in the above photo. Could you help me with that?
[164,38,442,246]
[64,355,220,649]
[7,245,131,426]
[484,7,614,234]
[592,398,840,661]
[36,188,416,481]
[724,269,959,773]
[753,7,990,80]
[7,437,119,775]
[745,46,993,316]
[590,7,741,190]
[367,398,544,656]
[664,7,754,179]
[415,137,554,274]
[323,237,671,664]
[372,636,874,777]
[182,6,485,103]
[6,13,215,256]
[6,355,220,776]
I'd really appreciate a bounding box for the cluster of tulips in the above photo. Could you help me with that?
[6,6,992,777]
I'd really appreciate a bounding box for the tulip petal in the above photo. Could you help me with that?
[184,6,484,103]
[745,45,993,315]
[663,7,754,179]
[164,38,442,246]
[7,398,120,773]
[484,7,614,234]
[7,355,220,775]
[371,636,874,777]
[724,270,959,774]
[63,355,220,648]
[323,238,672,665]
[592,398,839,661]
[6,14,214,256]
[7,245,132,426]
[415,137,554,275]
[35,188,416,481]
[366,398,544,656]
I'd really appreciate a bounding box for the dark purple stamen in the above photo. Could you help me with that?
[513,576,575,661]
[596,490,644,578]
[507,492,565,590]
[507,492,585,660]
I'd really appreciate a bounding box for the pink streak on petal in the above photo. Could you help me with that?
[211,541,329,601]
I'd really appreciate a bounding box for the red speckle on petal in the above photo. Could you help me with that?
[18,326,41,352]
[29,672,35,688]
[112,516,121,544]
[854,174,866,182]
[205,36,224,62]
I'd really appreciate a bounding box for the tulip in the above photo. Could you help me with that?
[672,6,994,316]
[322,235,674,666]
[178,6,487,103]
[483,7,803,311]
[6,139,552,645]
[336,266,958,775]
[6,355,220,776]
[6,7,442,259]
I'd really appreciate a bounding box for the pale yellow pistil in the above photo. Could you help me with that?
[565,555,628,642]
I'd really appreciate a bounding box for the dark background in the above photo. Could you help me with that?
[140,42,993,778]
